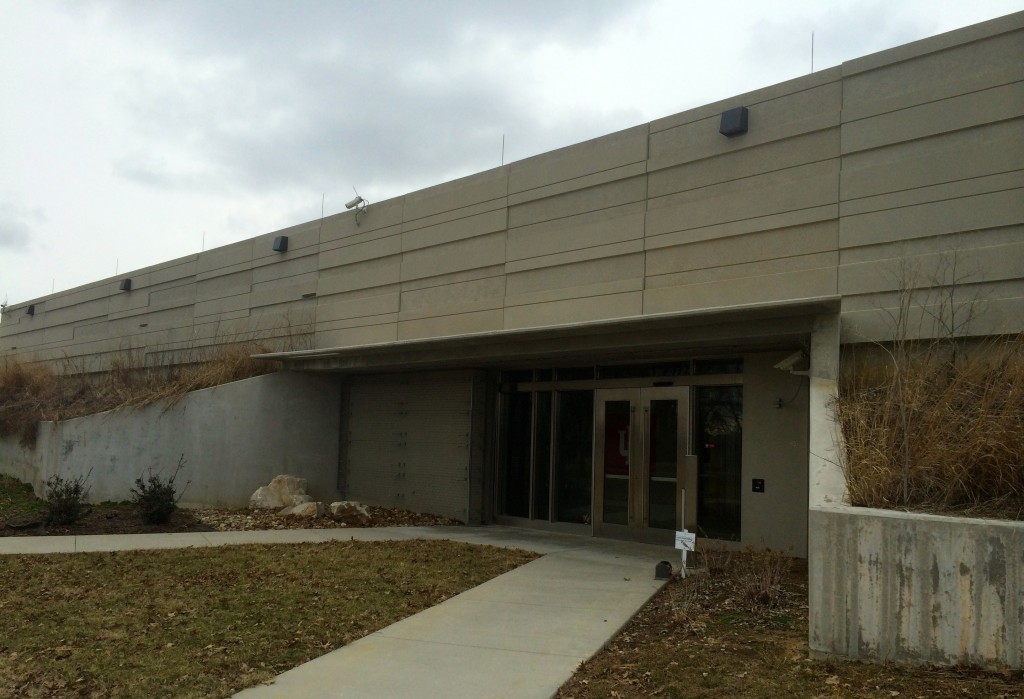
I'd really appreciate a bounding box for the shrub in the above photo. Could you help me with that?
[131,456,188,524]
[741,547,791,609]
[44,471,91,525]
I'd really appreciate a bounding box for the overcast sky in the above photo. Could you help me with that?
[1,0,1020,307]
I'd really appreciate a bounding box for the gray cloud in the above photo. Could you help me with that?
[73,1,645,199]
[741,3,934,75]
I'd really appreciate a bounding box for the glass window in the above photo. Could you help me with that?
[555,366,595,381]
[696,385,743,540]
[647,399,678,530]
[554,390,593,524]
[694,358,743,375]
[597,362,690,379]
[499,370,533,388]
[601,400,631,525]
[532,392,552,520]
[500,392,531,517]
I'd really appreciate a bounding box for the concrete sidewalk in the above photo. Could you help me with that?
[1,526,674,698]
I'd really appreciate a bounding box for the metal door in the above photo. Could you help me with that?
[593,387,691,541]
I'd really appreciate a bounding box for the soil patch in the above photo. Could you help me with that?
[559,549,1022,698]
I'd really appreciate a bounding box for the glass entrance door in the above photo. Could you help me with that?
[594,387,690,541]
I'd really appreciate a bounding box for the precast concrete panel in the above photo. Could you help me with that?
[402,166,507,222]
[506,203,646,262]
[398,275,505,322]
[341,372,474,521]
[508,124,648,195]
[398,309,505,341]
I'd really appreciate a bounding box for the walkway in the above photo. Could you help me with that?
[1,526,674,698]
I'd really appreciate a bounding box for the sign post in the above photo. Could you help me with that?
[674,528,696,576]
[675,488,696,576]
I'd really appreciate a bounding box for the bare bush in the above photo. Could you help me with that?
[131,455,189,525]
[44,471,91,525]
[741,546,791,609]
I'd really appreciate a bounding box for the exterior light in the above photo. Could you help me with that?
[719,106,749,136]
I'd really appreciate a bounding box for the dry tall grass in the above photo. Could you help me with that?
[835,335,1024,520]
[0,343,279,448]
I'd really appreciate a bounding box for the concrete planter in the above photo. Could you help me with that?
[809,505,1023,669]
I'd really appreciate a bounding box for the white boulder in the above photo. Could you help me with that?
[248,475,310,510]
[282,501,325,517]
[329,500,371,526]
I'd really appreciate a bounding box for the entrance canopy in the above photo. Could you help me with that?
[254,297,840,373]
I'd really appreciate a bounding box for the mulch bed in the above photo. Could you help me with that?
[0,503,461,537]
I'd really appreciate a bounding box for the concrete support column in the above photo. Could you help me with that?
[808,313,846,506]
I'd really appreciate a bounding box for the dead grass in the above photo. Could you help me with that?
[0,540,537,698]
[835,335,1024,520]
[0,475,45,521]
[0,343,279,447]
[559,549,1022,699]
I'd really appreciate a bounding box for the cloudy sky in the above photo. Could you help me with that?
[1,0,1020,307]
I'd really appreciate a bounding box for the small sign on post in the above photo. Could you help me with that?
[674,529,696,577]
[671,532,696,577]
[674,488,696,576]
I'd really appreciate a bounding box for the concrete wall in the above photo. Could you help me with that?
[341,370,480,522]
[809,506,1024,669]
[2,12,1021,369]
[0,372,342,507]
[837,16,1024,343]
[742,352,810,556]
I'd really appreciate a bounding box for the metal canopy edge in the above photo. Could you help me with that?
[253,296,841,371]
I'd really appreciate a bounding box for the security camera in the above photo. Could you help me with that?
[773,350,808,372]
[345,196,364,210]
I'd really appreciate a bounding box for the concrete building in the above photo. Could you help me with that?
[2,12,1022,560]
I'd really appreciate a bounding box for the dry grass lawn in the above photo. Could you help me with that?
[0,540,536,698]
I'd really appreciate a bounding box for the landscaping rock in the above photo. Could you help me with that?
[248,475,309,510]
[329,500,371,526]
[4,513,46,535]
[249,486,283,509]
[282,501,325,517]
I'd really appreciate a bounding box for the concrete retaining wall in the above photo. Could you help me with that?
[809,506,1024,669]
[0,372,342,508]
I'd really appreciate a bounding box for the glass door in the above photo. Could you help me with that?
[594,387,690,541]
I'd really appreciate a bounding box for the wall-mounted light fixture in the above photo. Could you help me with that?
[119,278,132,292]
[25,305,35,316]
[272,236,289,252]
[719,106,749,137]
